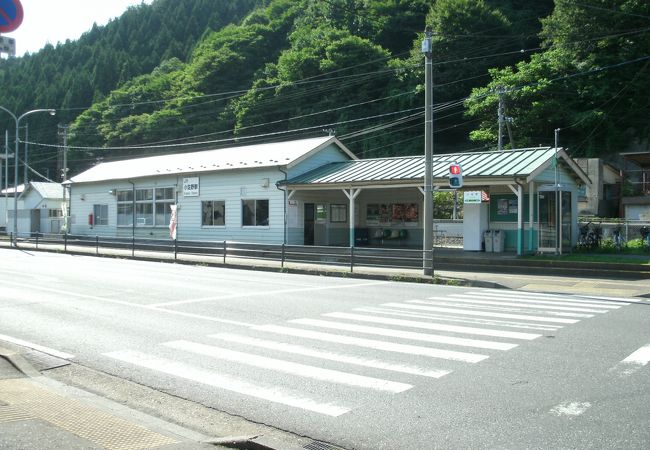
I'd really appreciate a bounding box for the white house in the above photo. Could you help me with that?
[0,183,23,231]
[4,182,64,235]
[65,136,356,243]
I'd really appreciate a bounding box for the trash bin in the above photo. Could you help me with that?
[493,230,505,252]
[484,230,493,252]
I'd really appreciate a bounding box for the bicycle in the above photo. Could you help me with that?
[641,226,650,252]
[612,225,625,251]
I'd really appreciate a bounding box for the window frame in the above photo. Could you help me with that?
[93,204,109,226]
[116,187,174,228]
[241,199,269,227]
[330,204,347,223]
[201,200,226,227]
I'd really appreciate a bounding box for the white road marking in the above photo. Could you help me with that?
[254,325,488,363]
[473,290,629,306]
[292,318,517,351]
[104,349,350,417]
[442,295,612,313]
[574,294,635,303]
[353,307,560,331]
[472,292,623,309]
[399,301,580,324]
[163,340,412,393]
[621,344,650,365]
[0,334,75,359]
[0,279,255,327]
[421,298,594,318]
[328,311,542,340]
[210,333,451,378]
[549,401,591,417]
[149,281,388,307]
[609,344,650,377]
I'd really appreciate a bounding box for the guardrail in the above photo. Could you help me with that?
[5,232,431,273]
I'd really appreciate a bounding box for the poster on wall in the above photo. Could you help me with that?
[367,204,392,225]
[379,204,391,224]
[392,203,419,225]
[366,204,380,225]
[497,198,518,215]
[183,177,199,196]
[497,198,509,215]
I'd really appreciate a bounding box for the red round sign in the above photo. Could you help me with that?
[0,0,24,33]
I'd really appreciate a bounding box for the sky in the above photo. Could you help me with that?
[3,0,154,56]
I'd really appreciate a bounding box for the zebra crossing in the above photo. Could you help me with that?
[103,288,630,418]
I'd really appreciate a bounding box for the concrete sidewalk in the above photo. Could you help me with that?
[0,347,218,450]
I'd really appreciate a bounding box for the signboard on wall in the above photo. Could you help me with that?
[464,191,482,204]
[182,177,199,197]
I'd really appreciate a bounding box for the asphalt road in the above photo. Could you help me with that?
[0,249,648,449]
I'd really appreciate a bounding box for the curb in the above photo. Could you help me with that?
[0,346,41,378]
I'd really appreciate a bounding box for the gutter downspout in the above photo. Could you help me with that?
[276,168,288,245]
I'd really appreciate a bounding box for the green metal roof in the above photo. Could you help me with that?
[284,147,590,187]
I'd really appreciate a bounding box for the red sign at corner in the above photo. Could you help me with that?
[0,0,24,33]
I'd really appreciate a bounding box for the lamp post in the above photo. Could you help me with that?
[421,26,434,276]
[0,106,56,246]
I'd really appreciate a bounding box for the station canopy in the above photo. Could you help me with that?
[283,147,591,189]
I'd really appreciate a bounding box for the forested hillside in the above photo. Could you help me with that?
[1,0,648,181]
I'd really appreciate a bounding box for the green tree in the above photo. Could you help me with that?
[466,0,650,156]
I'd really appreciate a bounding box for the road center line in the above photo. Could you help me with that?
[1,279,255,327]
[149,281,389,307]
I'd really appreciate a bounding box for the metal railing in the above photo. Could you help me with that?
[4,232,432,273]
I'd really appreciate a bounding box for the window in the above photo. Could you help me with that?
[93,204,108,226]
[316,204,327,221]
[48,209,63,218]
[330,204,347,223]
[155,187,174,226]
[202,201,225,226]
[117,187,174,227]
[242,199,269,226]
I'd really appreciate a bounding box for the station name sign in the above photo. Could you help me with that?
[182,177,199,197]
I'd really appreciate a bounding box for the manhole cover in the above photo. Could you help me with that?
[303,440,343,450]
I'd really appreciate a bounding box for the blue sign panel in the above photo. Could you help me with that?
[0,0,24,33]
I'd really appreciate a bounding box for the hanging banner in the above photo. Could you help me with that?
[169,204,177,240]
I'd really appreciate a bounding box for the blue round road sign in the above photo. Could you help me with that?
[0,0,24,33]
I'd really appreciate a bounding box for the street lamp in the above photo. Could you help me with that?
[0,106,56,246]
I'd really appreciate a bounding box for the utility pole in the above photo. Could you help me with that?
[58,125,69,233]
[554,127,560,255]
[2,130,7,227]
[23,123,28,185]
[497,86,505,151]
[421,26,434,276]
